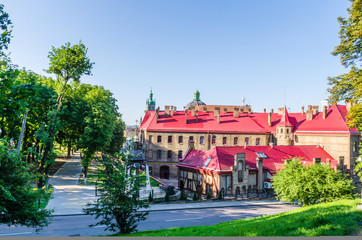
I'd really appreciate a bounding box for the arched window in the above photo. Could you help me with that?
[200,136,204,144]
[281,128,284,133]
[238,161,244,182]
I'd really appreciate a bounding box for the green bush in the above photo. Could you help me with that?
[272,158,354,206]
[148,192,153,202]
[165,191,169,202]
[179,190,187,200]
[192,192,197,201]
[206,192,211,199]
[218,191,223,200]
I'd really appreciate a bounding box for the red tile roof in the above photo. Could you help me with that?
[177,145,337,175]
[277,106,294,127]
[140,105,358,134]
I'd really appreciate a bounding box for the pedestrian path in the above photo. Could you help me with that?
[46,153,97,216]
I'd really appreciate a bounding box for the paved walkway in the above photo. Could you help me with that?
[46,153,97,216]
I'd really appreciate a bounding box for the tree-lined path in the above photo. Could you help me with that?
[46,152,97,215]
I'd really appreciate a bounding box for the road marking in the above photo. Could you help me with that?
[220,215,241,218]
[0,232,32,236]
[165,217,204,222]
[94,225,107,228]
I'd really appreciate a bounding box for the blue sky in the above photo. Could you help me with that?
[2,0,350,125]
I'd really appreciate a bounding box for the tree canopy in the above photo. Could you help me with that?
[272,158,354,206]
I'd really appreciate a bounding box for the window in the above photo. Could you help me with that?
[149,135,153,143]
[200,136,205,144]
[212,135,216,144]
[353,141,358,152]
[314,158,321,164]
[245,137,249,145]
[256,138,260,146]
[238,161,244,182]
[178,136,183,144]
[147,150,153,160]
[168,135,172,143]
[222,137,227,145]
[157,150,162,160]
[157,135,162,143]
[187,179,193,189]
[189,136,194,141]
[286,129,289,134]
[234,137,238,145]
[281,128,284,133]
[167,150,172,159]
[178,150,183,159]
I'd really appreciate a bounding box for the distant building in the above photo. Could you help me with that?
[125,125,138,139]
[139,91,360,180]
[146,89,156,111]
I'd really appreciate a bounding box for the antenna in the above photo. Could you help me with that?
[242,97,245,106]
[284,87,286,106]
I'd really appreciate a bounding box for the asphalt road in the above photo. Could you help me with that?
[0,204,299,237]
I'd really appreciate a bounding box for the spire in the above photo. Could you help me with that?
[149,89,153,101]
[278,106,293,127]
[194,90,200,101]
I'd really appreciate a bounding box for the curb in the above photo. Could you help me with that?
[50,201,294,216]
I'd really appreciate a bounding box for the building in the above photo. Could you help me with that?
[138,90,360,179]
[177,142,338,198]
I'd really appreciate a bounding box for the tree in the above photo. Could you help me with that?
[327,0,362,185]
[0,139,52,230]
[83,154,149,234]
[272,158,354,206]
[0,4,12,55]
[37,41,94,188]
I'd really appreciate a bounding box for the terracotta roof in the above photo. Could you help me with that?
[140,104,358,134]
[177,145,337,175]
[277,106,293,127]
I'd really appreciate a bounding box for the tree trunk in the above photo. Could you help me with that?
[67,140,71,158]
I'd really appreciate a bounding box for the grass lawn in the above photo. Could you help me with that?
[38,187,53,209]
[118,198,362,237]
[138,172,162,187]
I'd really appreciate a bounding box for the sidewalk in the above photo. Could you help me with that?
[46,152,97,216]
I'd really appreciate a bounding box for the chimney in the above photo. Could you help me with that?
[155,107,160,123]
[170,106,174,116]
[268,112,272,127]
[185,110,188,124]
[165,105,170,116]
[306,110,313,121]
[256,157,264,193]
[190,107,195,116]
[189,139,195,150]
[278,107,284,115]
[322,105,327,119]
[214,107,220,117]
[217,113,220,123]
[271,108,274,113]
[233,107,239,117]
[345,101,355,112]
[301,106,305,114]
[196,110,199,122]
[312,105,319,115]
[264,108,266,113]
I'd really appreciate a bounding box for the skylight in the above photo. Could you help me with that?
[256,152,268,159]
[204,157,212,167]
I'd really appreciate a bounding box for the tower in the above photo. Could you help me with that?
[146,89,156,111]
[275,106,294,145]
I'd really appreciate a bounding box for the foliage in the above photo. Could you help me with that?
[83,154,149,234]
[179,190,187,200]
[0,139,52,230]
[327,0,362,179]
[164,191,169,202]
[193,192,197,201]
[217,191,223,200]
[120,199,362,237]
[0,4,12,55]
[206,192,211,200]
[148,192,153,202]
[272,158,354,206]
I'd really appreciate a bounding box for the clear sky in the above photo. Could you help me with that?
[2,0,351,125]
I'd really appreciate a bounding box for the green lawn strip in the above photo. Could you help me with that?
[116,199,362,237]
[33,187,53,209]
[138,172,161,187]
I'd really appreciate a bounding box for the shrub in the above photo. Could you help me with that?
[179,190,187,200]
[165,191,169,202]
[148,192,153,202]
[218,191,223,200]
[206,192,211,199]
[193,192,198,201]
[272,158,354,206]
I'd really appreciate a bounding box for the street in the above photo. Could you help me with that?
[0,203,299,237]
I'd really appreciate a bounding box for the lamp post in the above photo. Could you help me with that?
[16,109,28,154]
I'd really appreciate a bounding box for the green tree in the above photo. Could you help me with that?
[83,154,149,234]
[327,0,362,184]
[0,139,52,230]
[0,4,12,55]
[37,41,94,188]
[272,158,354,206]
